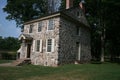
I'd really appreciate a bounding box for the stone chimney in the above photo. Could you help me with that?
[66,0,74,9]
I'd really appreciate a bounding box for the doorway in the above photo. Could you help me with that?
[76,42,81,61]
[27,44,31,58]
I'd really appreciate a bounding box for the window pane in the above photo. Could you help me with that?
[36,40,40,51]
[47,39,52,52]
[38,22,42,32]
[29,24,33,33]
[48,19,54,30]
[76,26,80,35]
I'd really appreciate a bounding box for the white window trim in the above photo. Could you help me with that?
[35,39,42,52]
[32,40,35,52]
[46,39,55,53]
[40,40,42,52]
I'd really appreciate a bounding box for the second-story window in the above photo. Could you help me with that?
[38,22,42,32]
[29,24,33,33]
[76,26,80,35]
[48,19,54,30]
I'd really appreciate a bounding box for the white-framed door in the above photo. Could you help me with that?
[76,42,81,61]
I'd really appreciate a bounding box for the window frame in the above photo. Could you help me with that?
[38,21,43,32]
[46,39,55,53]
[47,19,54,31]
[36,40,42,52]
[76,26,81,36]
[29,24,33,33]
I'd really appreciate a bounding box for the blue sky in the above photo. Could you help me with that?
[0,0,21,38]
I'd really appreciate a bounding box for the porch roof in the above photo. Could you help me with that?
[19,34,33,40]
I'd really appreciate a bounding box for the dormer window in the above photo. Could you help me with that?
[48,19,54,30]
[29,24,33,33]
[38,22,42,32]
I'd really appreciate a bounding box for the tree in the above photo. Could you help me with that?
[0,37,20,51]
[60,0,120,62]
[3,0,48,28]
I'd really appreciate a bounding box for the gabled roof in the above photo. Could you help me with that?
[24,7,90,29]
[19,34,33,40]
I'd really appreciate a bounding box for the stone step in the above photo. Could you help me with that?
[12,58,31,66]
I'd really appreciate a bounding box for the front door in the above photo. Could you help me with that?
[27,44,31,58]
[76,42,81,61]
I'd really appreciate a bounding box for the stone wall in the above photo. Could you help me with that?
[22,17,60,66]
[58,16,91,65]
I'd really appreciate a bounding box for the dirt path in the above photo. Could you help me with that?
[0,63,15,67]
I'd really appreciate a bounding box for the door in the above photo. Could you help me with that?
[27,44,31,58]
[76,42,81,61]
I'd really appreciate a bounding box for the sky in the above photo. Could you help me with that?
[0,0,21,38]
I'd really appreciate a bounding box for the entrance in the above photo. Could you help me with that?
[76,42,81,61]
[27,44,31,58]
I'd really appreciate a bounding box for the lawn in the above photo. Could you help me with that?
[0,60,13,64]
[0,63,120,80]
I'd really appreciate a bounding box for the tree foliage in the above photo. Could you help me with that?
[3,0,48,28]
[61,0,120,62]
[0,37,20,51]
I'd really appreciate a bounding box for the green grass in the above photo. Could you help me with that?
[0,63,120,80]
[0,60,13,64]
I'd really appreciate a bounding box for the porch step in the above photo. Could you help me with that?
[74,60,81,64]
[12,58,31,66]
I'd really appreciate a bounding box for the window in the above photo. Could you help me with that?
[36,40,42,52]
[77,11,80,17]
[46,39,54,52]
[76,26,80,35]
[38,22,42,32]
[36,40,40,52]
[77,11,82,18]
[48,19,54,30]
[29,24,33,33]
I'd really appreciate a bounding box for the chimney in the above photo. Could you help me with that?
[79,0,85,13]
[66,0,74,9]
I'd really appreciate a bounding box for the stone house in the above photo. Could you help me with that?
[18,0,91,66]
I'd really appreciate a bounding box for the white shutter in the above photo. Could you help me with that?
[51,39,55,52]
[46,39,48,52]
[33,40,35,52]
[40,39,42,52]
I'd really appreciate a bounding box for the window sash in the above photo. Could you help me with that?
[38,22,42,32]
[76,26,80,35]
[46,39,54,52]
[29,24,33,33]
[48,19,54,30]
[36,40,40,52]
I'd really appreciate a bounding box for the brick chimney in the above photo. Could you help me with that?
[66,0,74,9]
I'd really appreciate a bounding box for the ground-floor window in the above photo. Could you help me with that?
[46,39,54,52]
[35,40,42,52]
